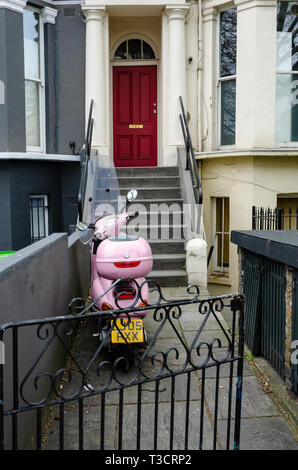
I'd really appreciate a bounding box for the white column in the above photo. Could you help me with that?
[82,6,108,154]
[201,7,217,152]
[164,5,189,164]
[235,0,277,148]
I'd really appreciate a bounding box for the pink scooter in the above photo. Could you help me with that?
[77,182,153,357]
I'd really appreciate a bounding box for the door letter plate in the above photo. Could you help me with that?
[129,124,143,129]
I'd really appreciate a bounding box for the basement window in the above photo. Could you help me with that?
[212,197,230,275]
[30,195,49,244]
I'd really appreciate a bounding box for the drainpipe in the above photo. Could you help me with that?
[197,0,203,153]
[196,0,204,227]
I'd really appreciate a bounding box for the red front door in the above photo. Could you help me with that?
[113,65,157,167]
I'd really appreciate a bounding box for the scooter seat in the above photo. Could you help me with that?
[109,233,139,242]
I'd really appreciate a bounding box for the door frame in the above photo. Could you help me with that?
[110,59,160,167]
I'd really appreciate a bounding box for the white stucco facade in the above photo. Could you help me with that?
[81,0,298,294]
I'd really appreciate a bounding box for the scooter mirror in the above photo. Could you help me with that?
[126,189,138,203]
[76,221,89,231]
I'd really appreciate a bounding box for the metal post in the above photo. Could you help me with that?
[233,297,245,450]
[252,206,256,230]
[277,208,283,230]
[0,328,4,451]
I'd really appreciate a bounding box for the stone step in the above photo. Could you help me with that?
[152,253,186,271]
[96,187,181,200]
[124,224,187,240]
[147,269,188,287]
[134,211,185,225]
[149,239,186,254]
[117,176,181,188]
[116,166,179,177]
[93,199,185,211]
[125,199,184,211]
[122,187,182,200]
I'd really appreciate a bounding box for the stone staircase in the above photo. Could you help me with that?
[116,166,188,287]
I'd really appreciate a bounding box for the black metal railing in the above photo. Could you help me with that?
[178,97,215,266]
[78,99,94,222]
[252,206,298,231]
[0,281,245,450]
[179,96,203,206]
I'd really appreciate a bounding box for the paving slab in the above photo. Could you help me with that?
[217,417,298,450]
[44,402,118,450]
[203,375,279,421]
[121,401,215,451]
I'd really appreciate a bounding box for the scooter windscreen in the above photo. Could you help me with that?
[85,156,126,224]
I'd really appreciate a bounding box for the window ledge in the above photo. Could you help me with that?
[195,148,298,160]
[208,274,232,286]
[0,152,80,162]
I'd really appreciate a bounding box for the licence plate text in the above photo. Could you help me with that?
[111,318,144,344]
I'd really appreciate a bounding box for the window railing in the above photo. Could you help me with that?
[252,206,298,231]
[30,195,49,244]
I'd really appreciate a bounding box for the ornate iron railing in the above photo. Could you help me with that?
[0,281,245,451]
[78,99,94,222]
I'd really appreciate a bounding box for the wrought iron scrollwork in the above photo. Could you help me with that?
[1,281,245,410]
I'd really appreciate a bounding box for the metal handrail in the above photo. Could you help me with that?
[179,96,203,205]
[78,99,94,222]
[179,97,215,267]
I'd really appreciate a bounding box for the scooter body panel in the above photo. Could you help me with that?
[96,237,152,280]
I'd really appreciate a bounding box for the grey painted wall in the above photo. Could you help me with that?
[0,232,90,449]
[0,9,26,152]
[0,161,12,249]
[55,6,86,155]
[44,22,57,154]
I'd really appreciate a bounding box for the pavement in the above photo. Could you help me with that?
[43,286,298,451]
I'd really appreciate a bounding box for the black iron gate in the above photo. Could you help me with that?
[242,250,286,378]
[0,282,245,451]
[293,271,298,394]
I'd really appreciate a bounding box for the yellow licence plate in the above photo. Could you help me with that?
[111,318,144,344]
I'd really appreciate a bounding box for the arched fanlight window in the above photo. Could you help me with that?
[114,39,155,60]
